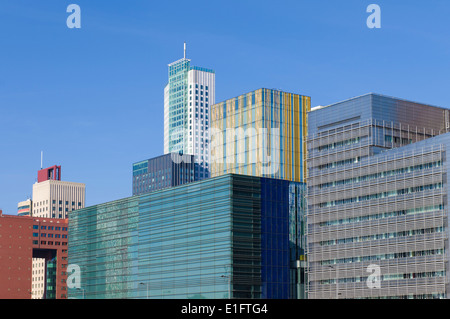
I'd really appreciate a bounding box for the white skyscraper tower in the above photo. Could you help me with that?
[164,43,215,179]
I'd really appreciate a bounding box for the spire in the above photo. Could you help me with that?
[184,42,186,59]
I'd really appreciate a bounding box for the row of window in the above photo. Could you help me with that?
[319,270,445,285]
[32,240,67,246]
[318,183,442,208]
[190,94,209,100]
[319,226,444,247]
[318,204,442,227]
[360,293,446,299]
[33,225,68,231]
[317,156,363,170]
[35,200,82,206]
[190,84,209,91]
[317,137,361,152]
[320,248,444,266]
[32,232,67,238]
[385,135,413,145]
[318,160,442,190]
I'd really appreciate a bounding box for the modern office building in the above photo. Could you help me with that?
[210,88,310,183]
[0,211,69,299]
[132,153,205,196]
[306,93,450,299]
[68,174,306,299]
[17,199,32,216]
[30,165,84,299]
[164,44,215,180]
[32,165,86,219]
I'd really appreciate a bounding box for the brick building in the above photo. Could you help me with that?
[0,210,68,299]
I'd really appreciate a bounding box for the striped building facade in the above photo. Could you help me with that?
[210,88,310,183]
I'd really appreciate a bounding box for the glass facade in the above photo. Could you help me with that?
[132,153,205,196]
[167,58,191,153]
[68,174,305,299]
[164,54,215,181]
[45,257,57,299]
[210,88,310,183]
[306,93,450,299]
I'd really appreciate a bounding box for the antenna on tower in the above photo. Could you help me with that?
[184,42,186,59]
[41,151,43,170]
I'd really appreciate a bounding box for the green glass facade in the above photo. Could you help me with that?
[167,58,191,153]
[68,174,305,299]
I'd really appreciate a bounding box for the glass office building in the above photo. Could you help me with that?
[68,174,305,299]
[164,48,215,180]
[132,153,205,196]
[306,93,450,299]
[210,88,310,183]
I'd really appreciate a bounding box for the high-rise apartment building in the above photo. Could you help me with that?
[210,88,310,183]
[163,44,215,179]
[306,93,450,299]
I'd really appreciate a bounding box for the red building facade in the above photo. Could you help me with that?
[37,165,61,183]
[0,211,68,299]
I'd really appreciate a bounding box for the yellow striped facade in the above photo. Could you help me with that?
[210,88,310,183]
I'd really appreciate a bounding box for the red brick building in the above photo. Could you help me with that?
[0,210,68,299]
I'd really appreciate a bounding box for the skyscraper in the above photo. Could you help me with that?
[163,44,215,179]
[32,165,85,219]
[30,165,85,299]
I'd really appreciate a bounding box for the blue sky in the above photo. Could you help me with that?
[0,0,449,214]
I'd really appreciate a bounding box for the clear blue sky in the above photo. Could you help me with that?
[1,0,449,214]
